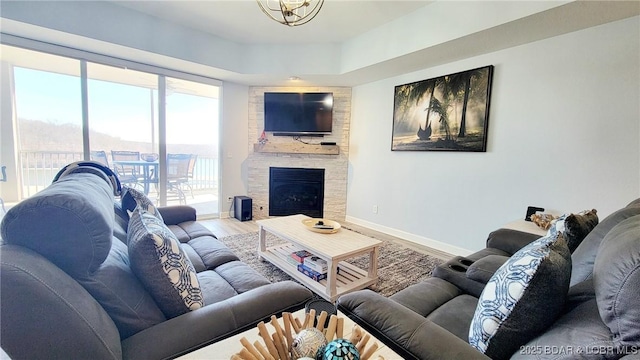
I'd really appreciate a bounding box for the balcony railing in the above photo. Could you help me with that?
[18,151,218,198]
[20,151,84,196]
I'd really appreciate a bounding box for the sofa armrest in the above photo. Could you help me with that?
[337,290,490,360]
[432,257,486,297]
[1,245,122,360]
[121,281,312,359]
[485,228,542,255]
[158,205,197,225]
[466,255,509,283]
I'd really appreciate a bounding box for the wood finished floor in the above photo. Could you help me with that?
[200,217,453,261]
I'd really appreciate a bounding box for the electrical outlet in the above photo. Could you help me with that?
[227,196,234,203]
[372,205,378,214]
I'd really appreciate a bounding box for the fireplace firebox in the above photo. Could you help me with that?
[269,167,325,218]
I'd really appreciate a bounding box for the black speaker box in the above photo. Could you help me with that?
[234,196,252,222]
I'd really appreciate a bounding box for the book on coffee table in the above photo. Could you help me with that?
[290,250,313,263]
[304,256,328,273]
[297,263,327,281]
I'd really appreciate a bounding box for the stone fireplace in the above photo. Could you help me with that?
[269,167,325,218]
[247,86,351,221]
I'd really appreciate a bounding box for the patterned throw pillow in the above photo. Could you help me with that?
[548,209,598,252]
[127,206,203,318]
[468,233,571,360]
[121,186,163,221]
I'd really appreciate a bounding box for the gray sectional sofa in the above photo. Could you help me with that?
[0,164,312,359]
[338,199,640,359]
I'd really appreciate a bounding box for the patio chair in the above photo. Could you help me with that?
[110,150,142,189]
[89,150,110,167]
[167,153,192,205]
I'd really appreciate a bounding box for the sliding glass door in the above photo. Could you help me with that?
[86,63,160,201]
[9,47,83,197]
[0,44,221,218]
[165,77,219,214]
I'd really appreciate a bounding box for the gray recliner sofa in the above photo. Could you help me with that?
[0,166,313,359]
[338,199,640,360]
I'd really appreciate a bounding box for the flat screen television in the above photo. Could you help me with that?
[264,92,333,136]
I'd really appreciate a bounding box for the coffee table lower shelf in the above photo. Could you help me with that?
[260,243,377,302]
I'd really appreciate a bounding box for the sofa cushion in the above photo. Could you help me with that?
[468,233,571,360]
[570,205,640,286]
[593,215,640,347]
[0,173,113,278]
[127,207,203,318]
[511,299,616,359]
[180,243,207,272]
[169,221,216,242]
[196,270,239,305]
[426,294,478,341]
[549,209,598,253]
[214,260,271,294]
[75,239,166,339]
[179,235,240,270]
[391,277,465,317]
[121,186,163,222]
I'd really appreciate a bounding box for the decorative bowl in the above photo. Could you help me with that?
[302,218,341,234]
[140,153,159,162]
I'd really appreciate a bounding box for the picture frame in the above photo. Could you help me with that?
[391,65,494,152]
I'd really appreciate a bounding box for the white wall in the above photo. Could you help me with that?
[220,82,250,217]
[346,17,640,254]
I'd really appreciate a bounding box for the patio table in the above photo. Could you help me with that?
[112,160,158,195]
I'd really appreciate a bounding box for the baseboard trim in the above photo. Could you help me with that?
[344,215,473,257]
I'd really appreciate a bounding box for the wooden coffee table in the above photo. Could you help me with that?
[256,214,381,302]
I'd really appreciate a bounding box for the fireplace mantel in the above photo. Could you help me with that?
[253,142,340,155]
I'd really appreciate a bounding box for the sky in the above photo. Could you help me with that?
[13,67,219,145]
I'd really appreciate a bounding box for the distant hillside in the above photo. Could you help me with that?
[17,119,217,157]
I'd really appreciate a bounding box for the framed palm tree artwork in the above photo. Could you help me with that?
[392,65,494,152]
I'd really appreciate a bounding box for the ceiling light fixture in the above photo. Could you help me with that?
[256,0,325,27]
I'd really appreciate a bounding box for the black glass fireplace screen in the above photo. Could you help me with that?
[269,167,325,218]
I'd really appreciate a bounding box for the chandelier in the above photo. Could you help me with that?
[256,0,325,27]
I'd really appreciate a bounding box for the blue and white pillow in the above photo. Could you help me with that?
[468,233,571,360]
[127,206,203,318]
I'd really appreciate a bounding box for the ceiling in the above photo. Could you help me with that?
[109,0,640,86]
[113,0,433,45]
[2,1,639,86]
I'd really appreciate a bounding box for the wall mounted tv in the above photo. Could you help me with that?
[264,92,333,136]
